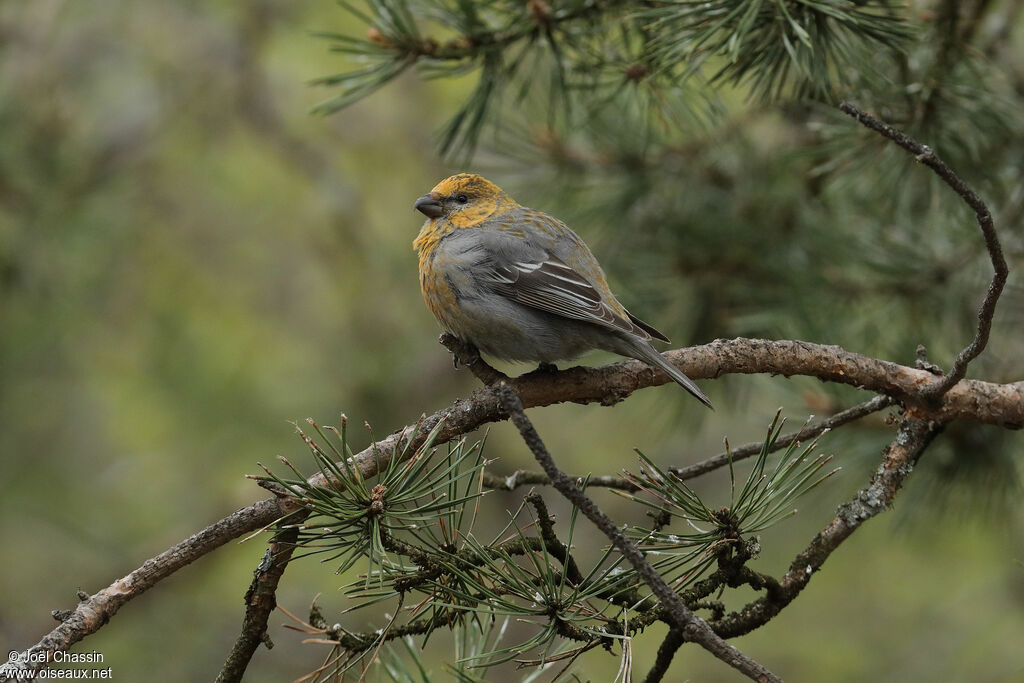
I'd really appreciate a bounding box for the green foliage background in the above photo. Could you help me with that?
[1,1,1022,681]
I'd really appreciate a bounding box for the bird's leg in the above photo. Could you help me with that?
[439,333,479,369]
[438,334,507,385]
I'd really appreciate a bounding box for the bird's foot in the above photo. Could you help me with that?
[438,334,506,385]
[440,333,481,369]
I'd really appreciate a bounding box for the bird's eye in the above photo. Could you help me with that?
[455,194,469,204]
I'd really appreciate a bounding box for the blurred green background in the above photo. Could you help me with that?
[1,1,1022,681]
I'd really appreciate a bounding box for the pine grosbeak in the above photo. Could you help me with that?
[413,173,712,409]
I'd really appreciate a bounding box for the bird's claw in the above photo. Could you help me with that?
[439,333,481,369]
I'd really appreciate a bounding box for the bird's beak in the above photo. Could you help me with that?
[414,192,444,219]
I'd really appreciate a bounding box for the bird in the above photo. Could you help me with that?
[412,173,713,409]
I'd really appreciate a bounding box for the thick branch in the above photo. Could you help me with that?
[309,339,1021,502]
[315,338,1021,500]
[496,384,780,683]
[839,101,1009,398]
[663,339,1020,426]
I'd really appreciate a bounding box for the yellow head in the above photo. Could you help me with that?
[413,173,517,230]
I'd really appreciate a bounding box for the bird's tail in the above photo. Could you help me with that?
[633,342,714,410]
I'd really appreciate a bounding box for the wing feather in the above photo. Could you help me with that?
[486,254,654,339]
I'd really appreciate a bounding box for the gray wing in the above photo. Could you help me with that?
[485,252,664,341]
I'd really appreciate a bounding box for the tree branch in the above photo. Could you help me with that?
[839,101,1009,399]
[496,383,780,683]
[664,339,1020,426]
[482,469,639,492]
[642,628,685,683]
[524,492,585,585]
[215,512,308,683]
[2,499,291,680]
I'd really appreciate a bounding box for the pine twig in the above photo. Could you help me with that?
[669,395,894,481]
[496,383,780,683]
[524,492,585,585]
[642,628,685,683]
[708,416,945,638]
[482,469,639,492]
[839,101,1008,399]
